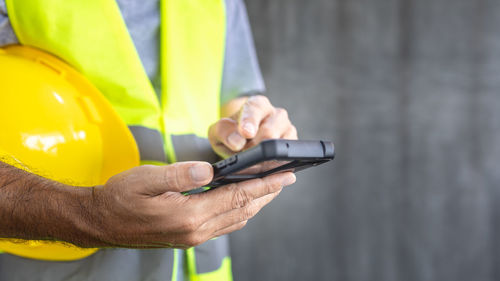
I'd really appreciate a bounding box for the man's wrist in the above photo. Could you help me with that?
[0,161,102,247]
[45,184,102,247]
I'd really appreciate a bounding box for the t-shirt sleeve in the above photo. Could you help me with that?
[0,0,19,46]
[220,0,266,105]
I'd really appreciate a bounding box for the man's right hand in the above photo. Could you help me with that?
[82,162,295,249]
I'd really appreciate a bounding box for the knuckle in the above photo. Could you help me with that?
[241,205,257,221]
[259,125,276,138]
[256,95,270,104]
[170,167,183,189]
[232,188,252,209]
[159,165,181,189]
[218,118,235,128]
[179,216,200,233]
[213,122,224,136]
[251,177,275,194]
[247,95,269,108]
[184,234,205,247]
[275,107,289,119]
[216,119,238,137]
[263,177,281,193]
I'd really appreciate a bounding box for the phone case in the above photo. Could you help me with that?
[207,139,335,188]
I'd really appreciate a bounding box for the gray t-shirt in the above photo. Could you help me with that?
[0,0,265,103]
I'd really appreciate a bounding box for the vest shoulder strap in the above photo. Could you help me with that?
[6,0,162,130]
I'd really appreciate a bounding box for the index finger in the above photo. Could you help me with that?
[237,96,275,139]
[188,172,296,222]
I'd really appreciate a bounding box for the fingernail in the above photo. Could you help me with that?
[243,123,256,136]
[282,174,296,186]
[190,163,212,182]
[227,132,246,150]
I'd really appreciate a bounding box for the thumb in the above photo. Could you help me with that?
[144,161,213,194]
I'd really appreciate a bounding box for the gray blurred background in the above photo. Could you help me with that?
[230,0,500,280]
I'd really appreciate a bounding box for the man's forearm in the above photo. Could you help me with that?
[0,161,96,247]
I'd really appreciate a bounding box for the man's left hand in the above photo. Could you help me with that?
[209,95,298,158]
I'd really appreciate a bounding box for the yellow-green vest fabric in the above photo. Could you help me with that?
[4,0,231,280]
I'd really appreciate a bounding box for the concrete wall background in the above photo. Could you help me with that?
[229,0,500,280]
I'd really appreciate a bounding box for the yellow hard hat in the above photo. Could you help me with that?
[0,45,140,261]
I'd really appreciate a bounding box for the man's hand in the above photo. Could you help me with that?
[209,95,298,158]
[0,160,295,250]
[82,162,296,249]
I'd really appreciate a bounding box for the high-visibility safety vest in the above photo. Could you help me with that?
[4,0,232,280]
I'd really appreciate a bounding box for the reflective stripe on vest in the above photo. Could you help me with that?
[0,248,178,281]
[129,126,167,163]
[6,0,231,280]
[186,236,233,281]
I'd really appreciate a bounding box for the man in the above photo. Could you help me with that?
[0,0,297,280]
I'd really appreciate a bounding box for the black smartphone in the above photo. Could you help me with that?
[207,139,335,188]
